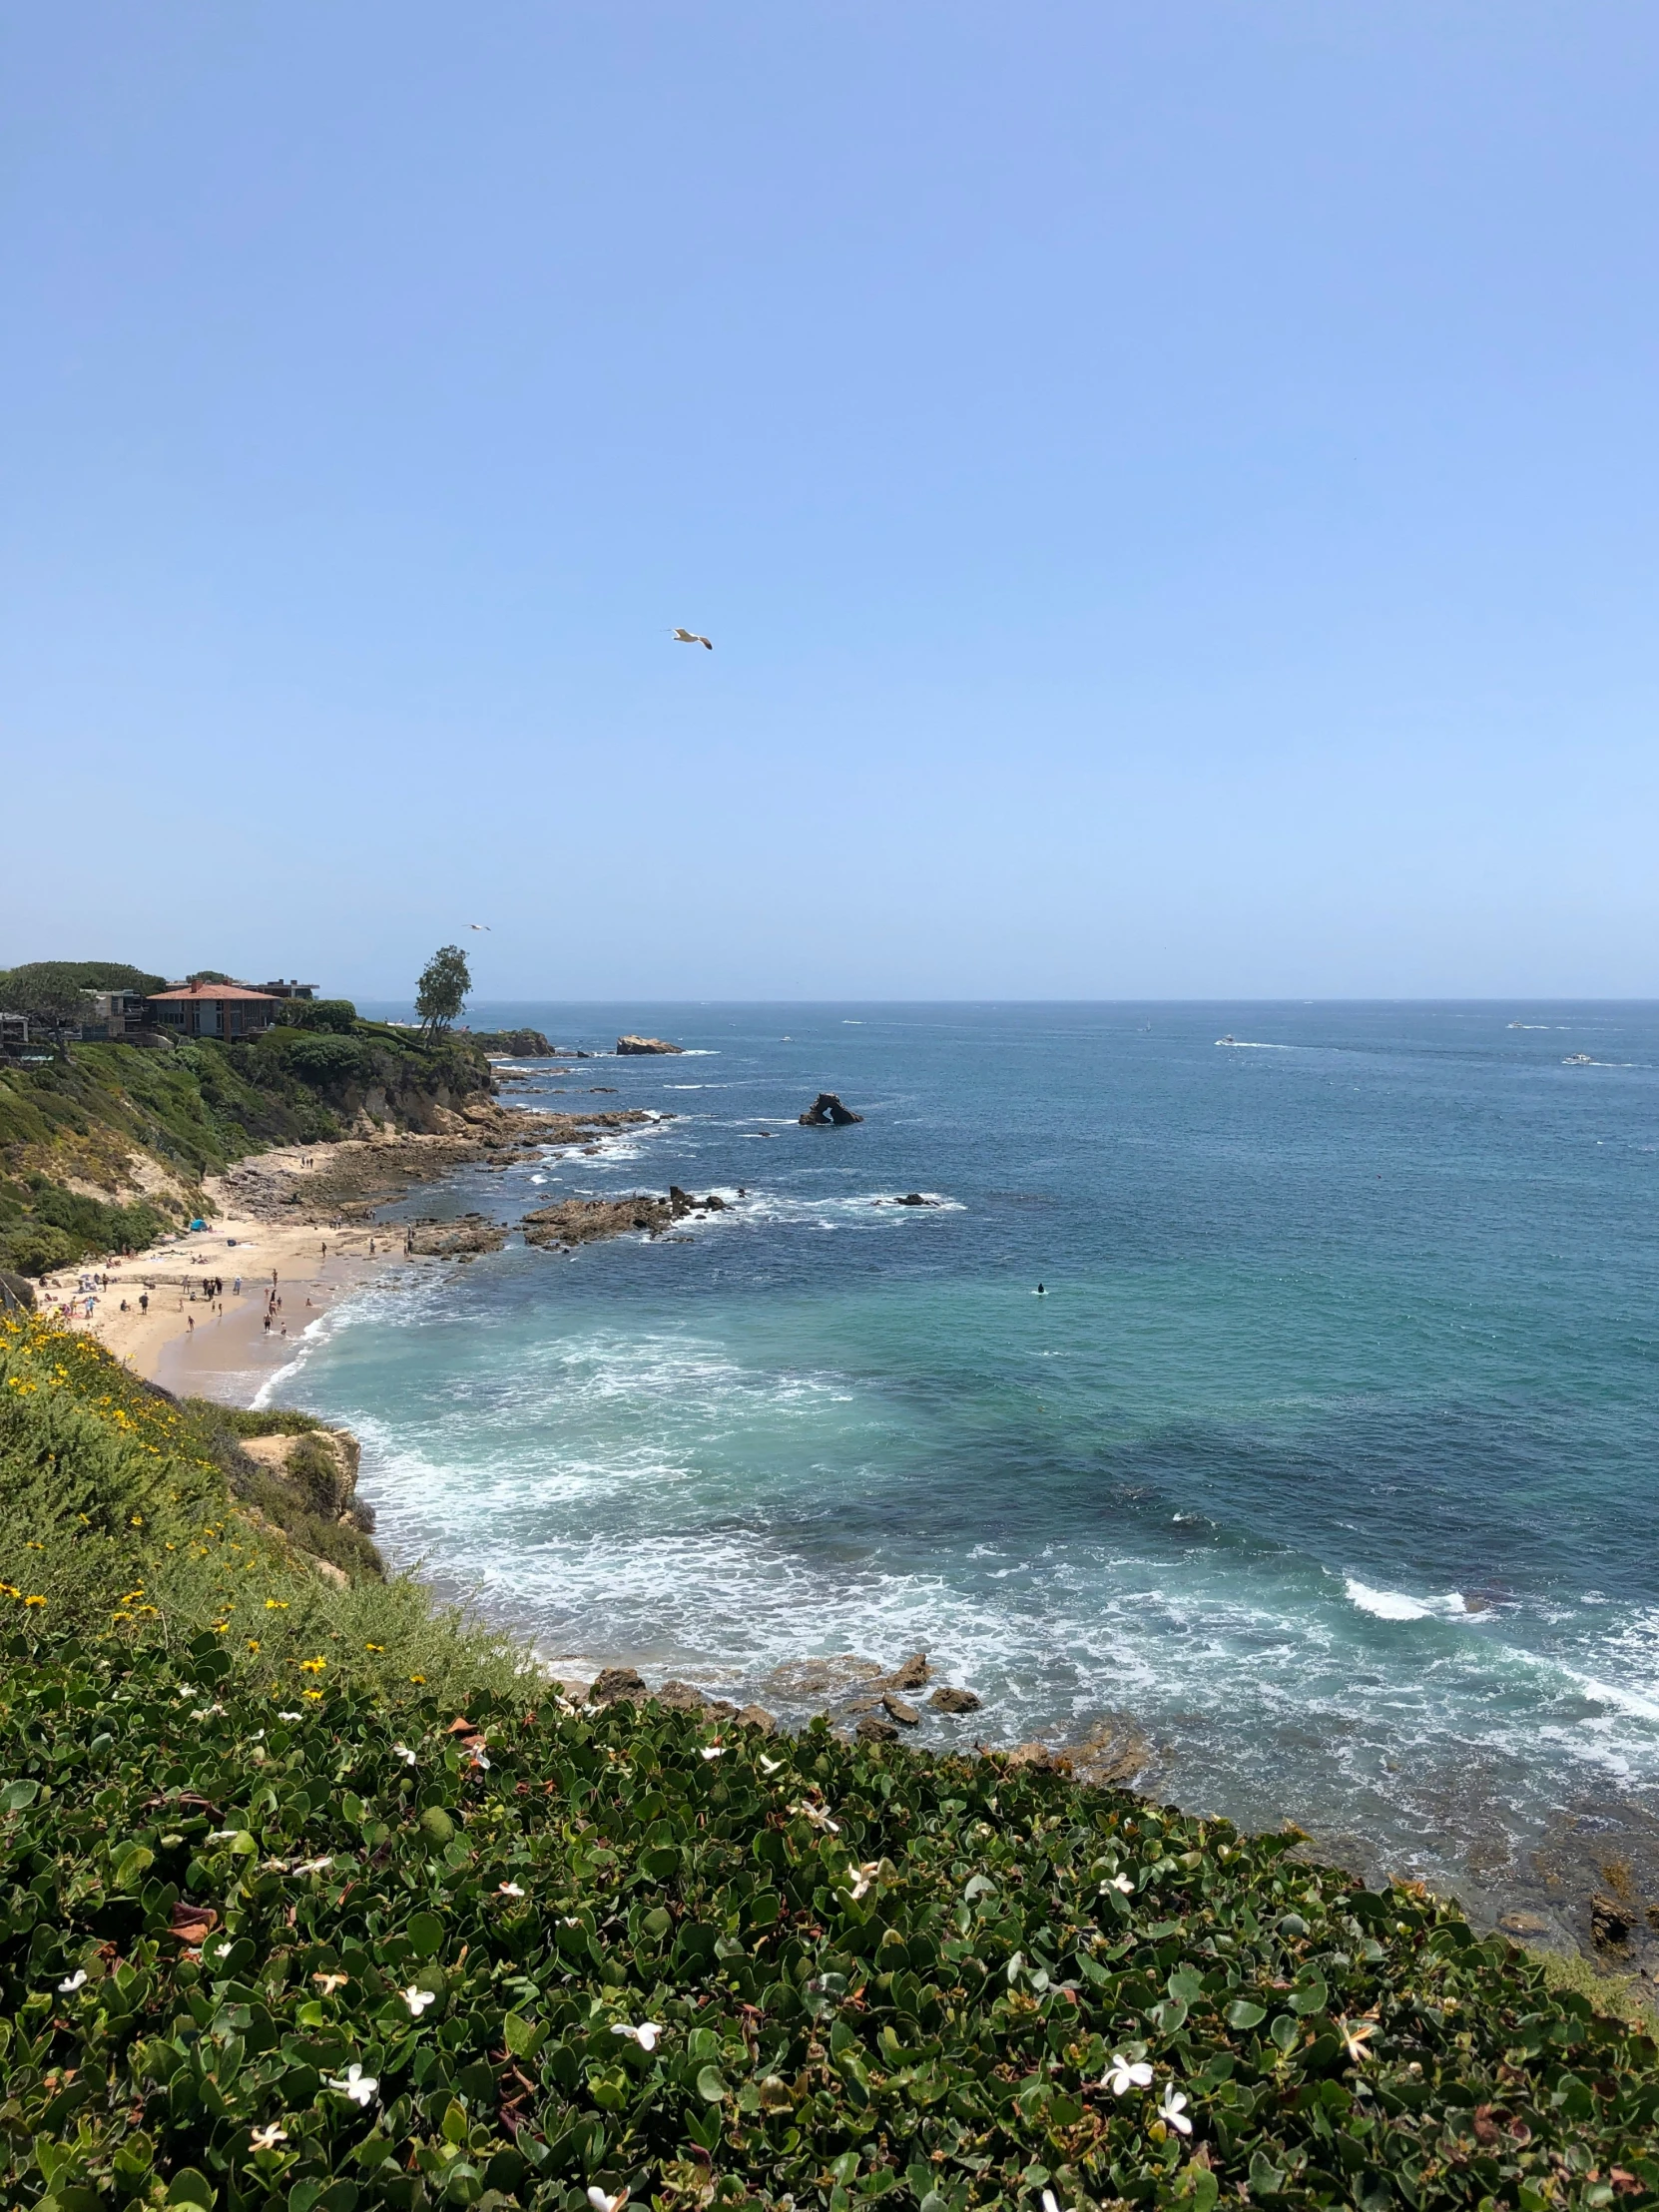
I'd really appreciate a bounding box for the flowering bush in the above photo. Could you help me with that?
[2,1626,1658,2212]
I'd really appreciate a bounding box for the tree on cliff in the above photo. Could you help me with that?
[414,944,470,1039]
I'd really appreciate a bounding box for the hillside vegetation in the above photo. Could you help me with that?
[2,1313,1657,2212]
[0,1024,492,1277]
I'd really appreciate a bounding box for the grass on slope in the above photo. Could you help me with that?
[0,1027,491,1277]
[3,1318,1658,2212]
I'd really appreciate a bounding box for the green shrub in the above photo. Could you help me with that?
[278,998,359,1034]
[2,1636,1658,2212]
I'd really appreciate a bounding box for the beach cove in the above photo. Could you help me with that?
[75,996,1654,1983]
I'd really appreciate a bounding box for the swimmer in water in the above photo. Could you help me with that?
[1036,1282,1046,1295]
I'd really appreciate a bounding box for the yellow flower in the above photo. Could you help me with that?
[136,1605,159,1617]
[299,1657,327,1674]
[302,1689,324,1702]
[265,1599,288,1611]
[247,1639,261,1652]
[23,1595,46,1608]
[211,1622,231,1634]
[111,1612,132,1624]
[364,1643,384,1653]
[408,1674,426,1685]
[130,1514,143,1526]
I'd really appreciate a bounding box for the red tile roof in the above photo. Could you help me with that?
[148,983,281,1002]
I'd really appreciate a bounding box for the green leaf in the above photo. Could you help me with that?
[407,1911,445,1958]
[1289,1974,1329,2015]
[1226,1998,1267,2030]
[167,2169,216,2209]
[503,2011,546,2058]
[696,2064,728,2103]
[1,1778,40,1809]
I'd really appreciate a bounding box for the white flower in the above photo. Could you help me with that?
[700,1745,724,1761]
[759,1754,783,1774]
[1339,2014,1379,2063]
[57,1968,88,1994]
[392,1743,416,1765]
[845,1860,882,1901]
[466,1745,490,1769]
[401,1986,437,2016]
[293,1856,333,1876]
[251,2123,288,2150]
[1104,1872,1134,1895]
[1103,2052,1154,2095]
[587,2190,630,2212]
[325,2064,378,2105]
[1158,2082,1193,2136]
[277,1711,303,1722]
[497,1881,525,1898]
[209,1828,241,1841]
[1042,2192,1073,2212]
[790,1800,839,1833]
[611,2020,663,2051]
[214,1941,234,1958]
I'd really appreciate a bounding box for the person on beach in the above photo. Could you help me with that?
[233,1277,241,1295]
[139,1293,148,1314]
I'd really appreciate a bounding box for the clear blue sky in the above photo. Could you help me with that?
[5,4,1658,998]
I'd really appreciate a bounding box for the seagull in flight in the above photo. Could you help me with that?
[672,627,713,650]
[468,922,491,931]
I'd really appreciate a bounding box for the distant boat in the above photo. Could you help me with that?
[1216,1033,1237,1046]
[1562,1053,1594,1065]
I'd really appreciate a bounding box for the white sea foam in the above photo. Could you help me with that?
[1215,1039,1294,1050]
[1344,1578,1468,1622]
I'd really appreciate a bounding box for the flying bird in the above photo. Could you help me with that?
[672,628,713,650]
[468,922,491,931]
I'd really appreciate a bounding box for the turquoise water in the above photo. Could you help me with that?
[277,1002,1659,1921]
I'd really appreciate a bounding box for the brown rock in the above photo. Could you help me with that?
[703,1698,741,1721]
[736,1703,778,1734]
[653,1680,707,1713]
[1592,1894,1631,1946]
[589,1666,648,1706]
[799,1092,864,1126]
[617,1035,684,1055]
[1006,1740,1073,1776]
[523,1195,673,1248]
[929,1685,981,1714]
[892,1193,936,1206]
[1068,1714,1151,1788]
[405,1214,508,1258]
[883,1651,931,1690]
[855,1713,899,1743]
[882,1696,920,1726]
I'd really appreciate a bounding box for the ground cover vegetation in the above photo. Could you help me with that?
[2,1319,1658,2210]
[0,1024,491,1279]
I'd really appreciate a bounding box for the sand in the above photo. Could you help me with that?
[37,1144,408,1405]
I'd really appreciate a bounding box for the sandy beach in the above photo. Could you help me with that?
[37,1143,407,1404]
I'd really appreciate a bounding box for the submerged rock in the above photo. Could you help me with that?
[882,1696,921,1727]
[799,1092,864,1126]
[892,1193,937,1206]
[405,1214,508,1258]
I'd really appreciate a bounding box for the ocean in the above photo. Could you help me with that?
[265,1001,1659,1936]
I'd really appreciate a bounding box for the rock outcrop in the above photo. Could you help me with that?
[799,1093,863,1126]
[404,1215,508,1258]
[617,1035,684,1055]
[929,1684,981,1714]
[522,1185,731,1250]
[522,1196,673,1248]
[891,1193,937,1207]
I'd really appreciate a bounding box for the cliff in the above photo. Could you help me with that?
[0,1024,494,1277]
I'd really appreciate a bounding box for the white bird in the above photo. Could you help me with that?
[469,922,491,931]
[672,628,713,650]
